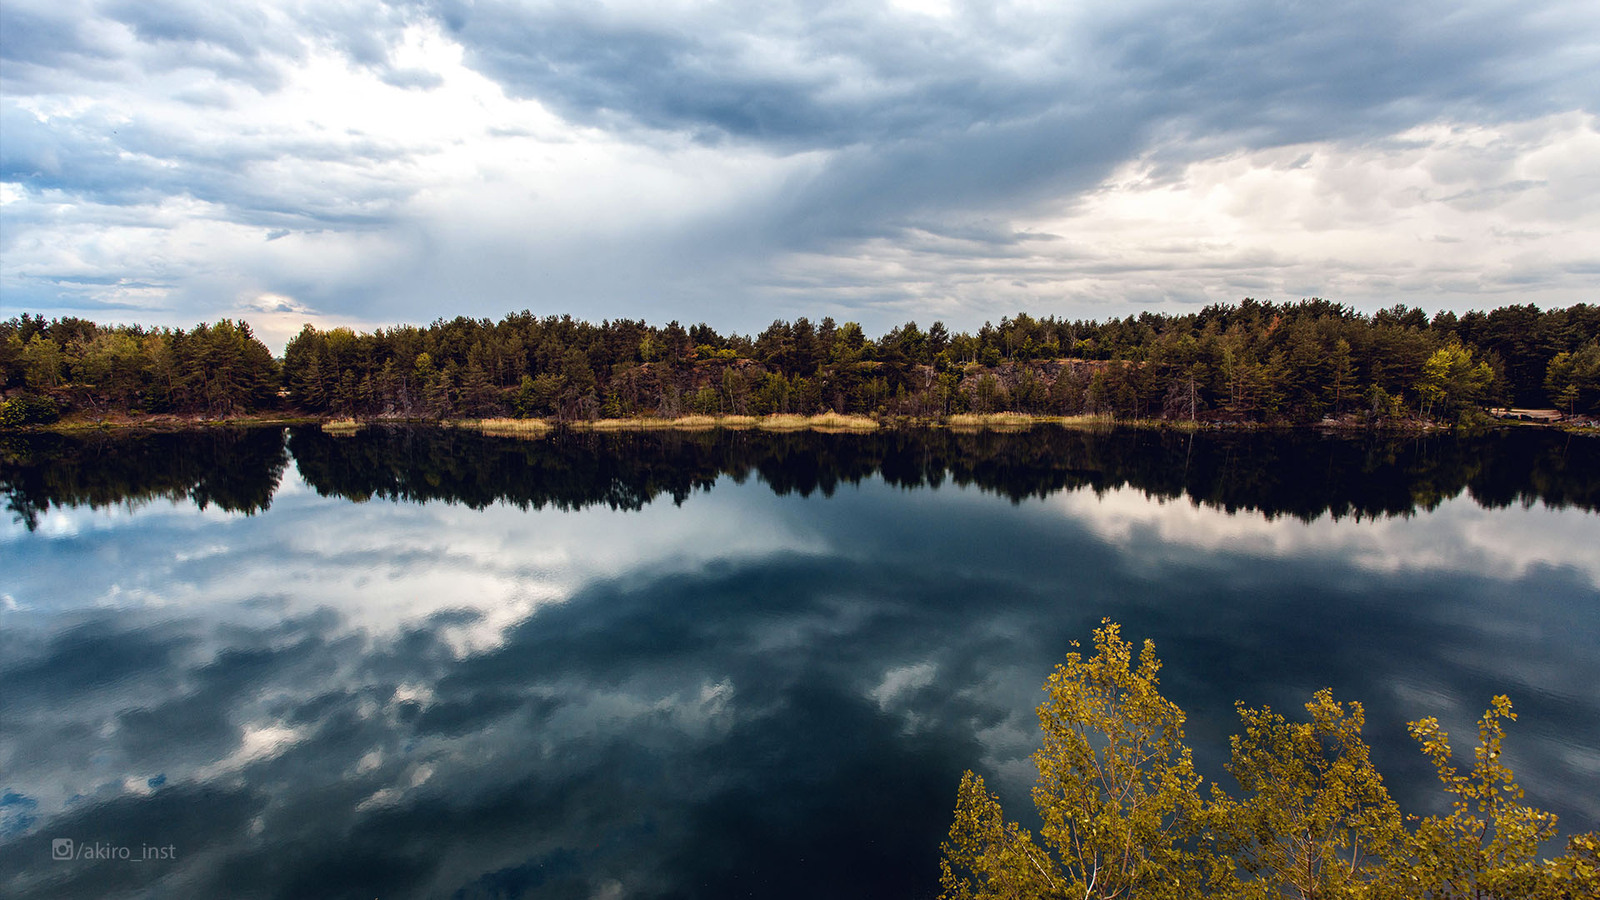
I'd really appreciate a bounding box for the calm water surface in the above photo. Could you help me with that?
[2,426,1598,899]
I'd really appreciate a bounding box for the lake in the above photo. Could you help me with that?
[2,425,1598,899]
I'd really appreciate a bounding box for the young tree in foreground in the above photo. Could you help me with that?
[1405,697,1571,900]
[1208,690,1406,899]
[940,622,1598,900]
[941,620,1207,899]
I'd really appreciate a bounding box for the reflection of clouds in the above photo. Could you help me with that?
[3,470,831,651]
[193,725,306,781]
[5,505,129,541]
[1058,483,1600,827]
[1062,486,1600,588]
[0,471,840,834]
[35,511,83,539]
[871,662,936,708]
[2,498,241,544]
[171,543,230,563]
[2,471,1597,898]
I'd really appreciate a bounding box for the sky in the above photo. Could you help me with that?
[2,0,1599,351]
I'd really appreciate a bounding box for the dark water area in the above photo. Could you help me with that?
[2,425,1598,898]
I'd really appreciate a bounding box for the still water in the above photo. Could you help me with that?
[2,426,1598,898]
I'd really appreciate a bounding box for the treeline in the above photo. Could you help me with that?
[0,318,276,423]
[7,425,1596,531]
[4,300,1600,425]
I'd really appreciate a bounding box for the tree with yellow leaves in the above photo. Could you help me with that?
[1403,696,1592,899]
[941,620,1207,899]
[1417,339,1495,421]
[940,622,1598,900]
[1208,691,1406,899]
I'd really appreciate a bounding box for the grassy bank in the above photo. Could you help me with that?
[453,413,881,436]
[18,412,321,433]
[14,409,1585,436]
[448,412,1232,436]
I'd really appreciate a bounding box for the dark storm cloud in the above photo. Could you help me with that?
[432,1,1593,151]
[430,0,1042,148]
[1,0,1596,327]
[15,0,1594,219]
[430,0,1597,224]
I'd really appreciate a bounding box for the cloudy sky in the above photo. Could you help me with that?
[3,0,1598,349]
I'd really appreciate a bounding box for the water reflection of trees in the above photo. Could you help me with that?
[4,426,1596,529]
[1,429,288,530]
[300,427,1600,520]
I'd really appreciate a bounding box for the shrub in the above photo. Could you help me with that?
[1,394,62,426]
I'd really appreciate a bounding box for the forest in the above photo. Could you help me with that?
[3,300,1599,426]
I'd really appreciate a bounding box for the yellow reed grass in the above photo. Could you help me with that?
[551,413,881,432]
[469,418,552,436]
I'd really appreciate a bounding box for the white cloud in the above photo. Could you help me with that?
[755,113,1600,321]
[1061,483,1600,588]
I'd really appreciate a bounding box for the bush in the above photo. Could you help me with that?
[1,394,62,426]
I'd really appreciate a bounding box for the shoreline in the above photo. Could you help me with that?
[9,411,1211,436]
[10,414,323,434]
[9,410,1590,436]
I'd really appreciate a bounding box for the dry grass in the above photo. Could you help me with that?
[551,414,880,432]
[943,413,1198,431]
[469,418,553,436]
[944,413,1194,431]
[571,417,653,431]
[759,412,879,432]
[757,414,818,431]
[660,415,727,430]
[322,418,362,434]
[568,416,733,430]
[1054,414,1119,428]
[945,412,1046,430]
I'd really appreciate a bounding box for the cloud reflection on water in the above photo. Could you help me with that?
[1,438,1597,899]
[1064,483,1600,588]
